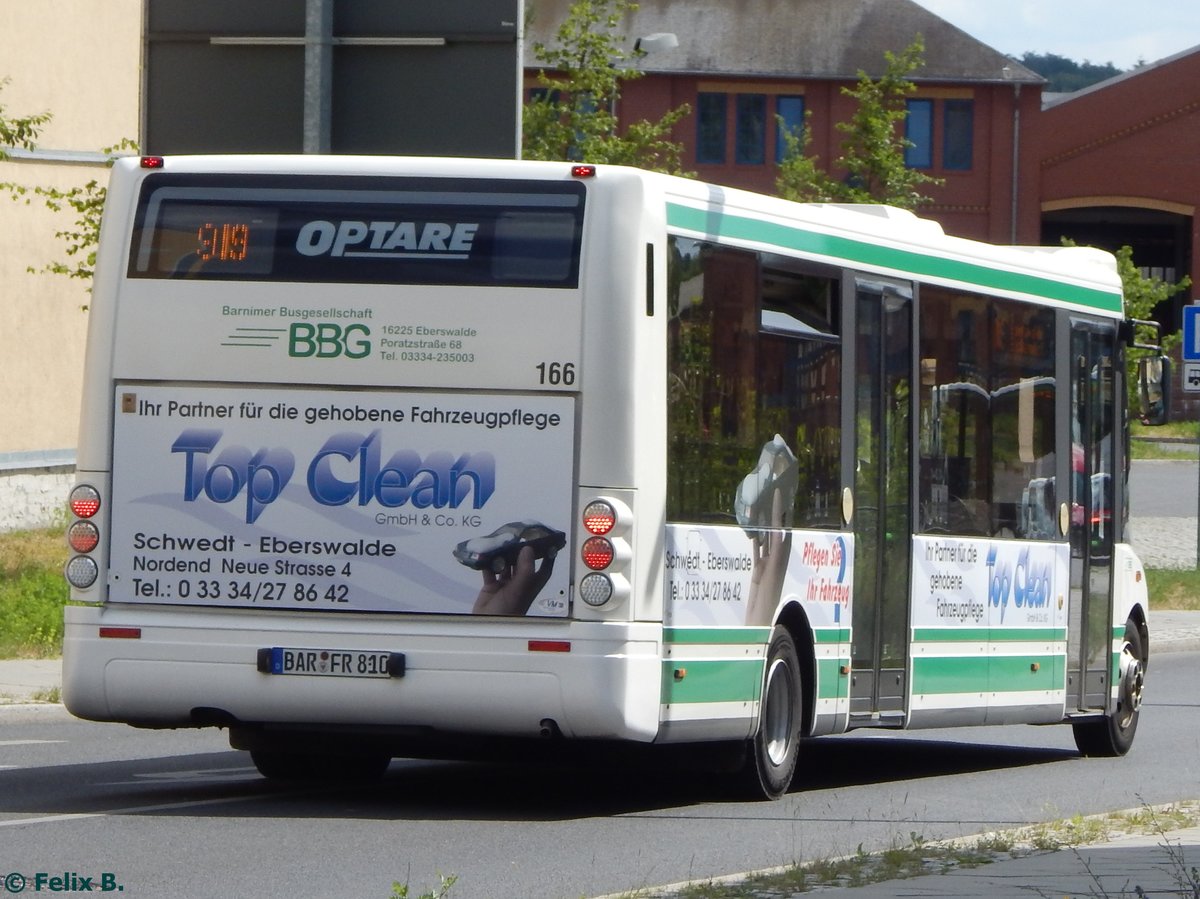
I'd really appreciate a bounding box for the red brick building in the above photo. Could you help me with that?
[525,0,1199,305]
[1037,47,1200,319]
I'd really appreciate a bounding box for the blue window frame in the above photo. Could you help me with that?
[775,95,805,160]
[697,93,727,164]
[735,94,766,164]
[905,99,933,168]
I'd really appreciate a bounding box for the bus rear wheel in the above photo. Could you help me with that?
[740,626,803,800]
[1072,618,1145,757]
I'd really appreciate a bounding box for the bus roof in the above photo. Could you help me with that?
[119,155,1125,318]
[658,175,1124,318]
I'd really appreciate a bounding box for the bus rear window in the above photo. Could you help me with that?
[127,174,585,288]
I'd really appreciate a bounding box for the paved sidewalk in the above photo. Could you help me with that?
[815,825,1200,897]
[0,656,61,703]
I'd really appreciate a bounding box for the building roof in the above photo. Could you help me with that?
[524,0,1043,84]
[1043,42,1200,109]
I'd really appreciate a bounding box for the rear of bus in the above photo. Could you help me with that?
[62,156,668,769]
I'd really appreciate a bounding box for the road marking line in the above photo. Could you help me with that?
[97,766,262,786]
[0,740,66,746]
[0,792,282,829]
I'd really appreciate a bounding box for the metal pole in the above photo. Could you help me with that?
[303,0,333,154]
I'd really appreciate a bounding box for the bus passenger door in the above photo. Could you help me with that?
[1068,325,1116,710]
[849,279,913,721]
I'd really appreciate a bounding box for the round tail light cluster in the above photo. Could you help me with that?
[576,498,630,609]
[65,484,101,589]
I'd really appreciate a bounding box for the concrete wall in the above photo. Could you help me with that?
[1,1,139,528]
[0,455,74,532]
[0,0,140,456]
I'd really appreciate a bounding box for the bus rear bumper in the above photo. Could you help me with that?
[63,605,663,742]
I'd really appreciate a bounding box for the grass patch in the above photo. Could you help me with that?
[1145,566,1200,611]
[0,526,70,658]
[1132,420,1200,441]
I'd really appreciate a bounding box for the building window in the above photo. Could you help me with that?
[904,99,933,168]
[735,94,766,164]
[943,99,974,171]
[775,95,805,161]
[697,93,727,164]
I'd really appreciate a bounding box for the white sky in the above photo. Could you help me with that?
[910,1,1200,70]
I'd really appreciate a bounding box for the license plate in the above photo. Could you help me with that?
[257,647,404,679]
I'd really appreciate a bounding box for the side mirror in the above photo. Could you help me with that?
[1136,355,1170,426]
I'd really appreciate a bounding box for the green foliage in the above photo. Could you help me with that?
[0,77,51,158]
[523,0,691,173]
[2,138,136,306]
[777,36,943,208]
[389,873,456,899]
[774,109,837,203]
[1113,244,1190,355]
[1018,52,1124,92]
[1061,239,1191,412]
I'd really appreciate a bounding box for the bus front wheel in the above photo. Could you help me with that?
[1072,618,1145,757]
[741,626,803,800]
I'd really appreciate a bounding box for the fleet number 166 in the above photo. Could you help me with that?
[535,361,576,386]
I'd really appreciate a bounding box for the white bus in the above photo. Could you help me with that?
[63,155,1164,799]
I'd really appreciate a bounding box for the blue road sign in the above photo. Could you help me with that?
[1184,305,1200,361]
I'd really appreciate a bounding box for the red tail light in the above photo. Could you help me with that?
[582,537,614,570]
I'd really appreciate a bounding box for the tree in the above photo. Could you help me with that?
[1063,238,1191,409]
[4,139,135,294]
[776,37,943,208]
[523,0,691,174]
[1018,52,1122,93]
[0,77,50,159]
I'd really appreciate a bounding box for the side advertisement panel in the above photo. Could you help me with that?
[910,535,1069,724]
[911,535,1068,632]
[660,524,854,738]
[108,384,575,617]
[664,524,852,629]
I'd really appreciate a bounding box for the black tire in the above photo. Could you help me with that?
[1072,618,1145,757]
[740,625,803,800]
[250,749,391,783]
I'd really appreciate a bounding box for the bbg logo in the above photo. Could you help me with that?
[289,323,371,359]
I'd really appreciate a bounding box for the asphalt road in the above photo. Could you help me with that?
[2,650,1198,899]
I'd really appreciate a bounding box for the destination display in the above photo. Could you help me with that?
[128,174,585,287]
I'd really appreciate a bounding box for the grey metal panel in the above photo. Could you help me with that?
[332,44,519,156]
[335,0,520,35]
[144,43,305,154]
[146,0,304,35]
[143,0,521,157]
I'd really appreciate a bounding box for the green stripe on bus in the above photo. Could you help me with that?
[663,627,771,645]
[667,204,1122,315]
[814,628,851,643]
[661,658,763,704]
[912,627,1067,643]
[816,657,849,700]
[912,654,1064,695]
